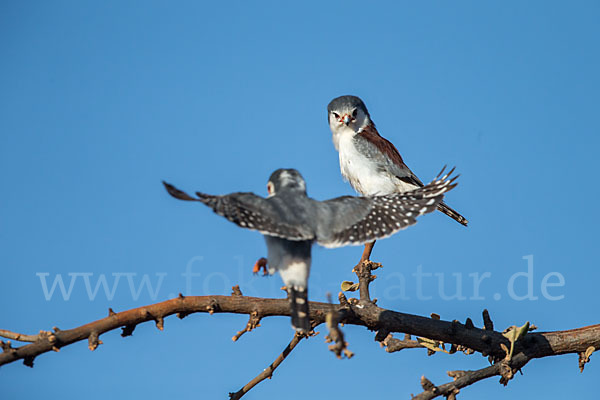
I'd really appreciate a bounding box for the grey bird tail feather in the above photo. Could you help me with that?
[437,201,468,226]
[289,287,310,333]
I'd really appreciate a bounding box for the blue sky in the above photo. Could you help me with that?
[1,1,599,398]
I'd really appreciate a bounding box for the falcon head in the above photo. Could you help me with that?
[267,169,307,196]
[327,95,372,149]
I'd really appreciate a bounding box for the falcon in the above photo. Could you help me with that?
[327,95,468,263]
[163,168,457,332]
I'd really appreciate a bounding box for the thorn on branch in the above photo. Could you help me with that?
[1,340,15,353]
[155,316,164,331]
[232,311,262,342]
[420,375,439,394]
[121,325,136,337]
[231,285,243,296]
[482,309,494,331]
[579,346,595,372]
[108,308,116,317]
[23,356,35,368]
[338,292,350,308]
[465,318,475,329]
[177,311,190,319]
[88,332,102,351]
[447,370,467,380]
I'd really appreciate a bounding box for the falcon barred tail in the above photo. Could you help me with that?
[289,287,310,333]
[437,201,468,226]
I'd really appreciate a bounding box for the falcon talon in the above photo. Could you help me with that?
[252,257,269,276]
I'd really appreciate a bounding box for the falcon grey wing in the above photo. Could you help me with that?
[314,169,458,248]
[163,181,314,241]
[353,127,424,189]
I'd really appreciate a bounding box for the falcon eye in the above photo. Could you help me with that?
[332,112,340,119]
[352,109,358,118]
[267,182,275,195]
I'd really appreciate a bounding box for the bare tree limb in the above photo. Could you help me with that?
[1,288,599,398]
[1,293,599,369]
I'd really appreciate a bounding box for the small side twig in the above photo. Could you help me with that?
[411,354,530,400]
[0,329,42,343]
[228,333,306,400]
[232,311,262,342]
[325,293,353,359]
[352,260,381,302]
[380,333,424,353]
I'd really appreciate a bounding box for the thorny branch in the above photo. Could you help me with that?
[2,265,599,399]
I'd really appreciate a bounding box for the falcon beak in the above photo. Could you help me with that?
[342,115,350,125]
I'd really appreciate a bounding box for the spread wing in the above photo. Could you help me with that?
[315,168,458,248]
[163,182,315,241]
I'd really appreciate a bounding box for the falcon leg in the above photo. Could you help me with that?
[252,257,269,276]
[360,241,376,262]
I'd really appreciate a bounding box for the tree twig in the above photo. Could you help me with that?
[1,290,599,399]
[352,260,381,302]
[412,353,530,400]
[0,329,41,343]
[379,332,424,353]
[228,333,305,400]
